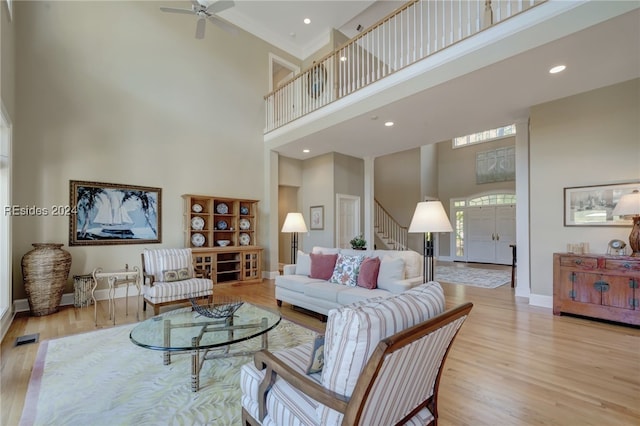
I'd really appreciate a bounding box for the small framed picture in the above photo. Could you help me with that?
[310,205,324,230]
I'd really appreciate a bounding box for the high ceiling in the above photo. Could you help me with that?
[217,1,640,160]
[219,0,399,59]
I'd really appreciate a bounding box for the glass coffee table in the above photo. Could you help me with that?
[130,303,281,392]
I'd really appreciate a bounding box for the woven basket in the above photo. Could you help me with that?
[22,243,72,316]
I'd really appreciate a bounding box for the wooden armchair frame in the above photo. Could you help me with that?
[242,302,473,426]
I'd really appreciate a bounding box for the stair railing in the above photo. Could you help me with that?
[264,0,545,132]
[375,199,408,250]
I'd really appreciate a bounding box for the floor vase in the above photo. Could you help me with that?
[22,243,72,316]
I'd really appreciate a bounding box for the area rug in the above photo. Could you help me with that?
[20,319,317,426]
[435,265,510,288]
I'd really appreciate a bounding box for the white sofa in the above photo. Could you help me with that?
[275,246,424,316]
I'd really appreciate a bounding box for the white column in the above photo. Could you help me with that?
[263,149,280,279]
[514,118,530,298]
[363,156,375,249]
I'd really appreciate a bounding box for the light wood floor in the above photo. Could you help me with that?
[2,275,639,425]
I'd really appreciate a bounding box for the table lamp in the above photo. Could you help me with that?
[281,212,308,263]
[408,200,453,282]
[612,189,640,256]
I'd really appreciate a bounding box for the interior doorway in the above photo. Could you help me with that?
[269,54,300,126]
[336,194,360,249]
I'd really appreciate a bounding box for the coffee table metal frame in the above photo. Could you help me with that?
[130,304,280,392]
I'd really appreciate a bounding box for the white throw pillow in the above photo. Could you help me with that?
[311,246,341,255]
[295,251,311,276]
[376,256,405,289]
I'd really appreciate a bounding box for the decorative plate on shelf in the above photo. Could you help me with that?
[216,220,228,230]
[240,206,249,215]
[239,233,251,246]
[191,233,205,247]
[216,203,229,214]
[191,216,205,230]
[239,218,250,230]
[192,203,203,213]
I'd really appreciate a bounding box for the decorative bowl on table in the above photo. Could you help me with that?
[216,239,231,247]
[189,296,243,318]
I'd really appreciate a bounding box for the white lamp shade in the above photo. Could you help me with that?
[408,201,453,233]
[281,212,308,233]
[612,190,640,217]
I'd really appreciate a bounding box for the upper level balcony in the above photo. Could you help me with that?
[263,0,639,159]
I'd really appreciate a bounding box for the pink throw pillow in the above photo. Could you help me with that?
[310,253,338,280]
[357,256,381,289]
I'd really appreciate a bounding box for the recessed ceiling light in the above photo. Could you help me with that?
[303,18,311,25]
[303,149,310,153]
[549,65,566,74]
[384,121,394,127]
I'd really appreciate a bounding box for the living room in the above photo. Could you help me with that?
[1,0,639,424]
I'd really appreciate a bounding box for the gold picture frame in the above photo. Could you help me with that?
[69,180,162,246]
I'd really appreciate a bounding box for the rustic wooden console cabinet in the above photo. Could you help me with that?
[553,253,640,325]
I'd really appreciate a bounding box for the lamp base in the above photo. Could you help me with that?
[629,216,640,257]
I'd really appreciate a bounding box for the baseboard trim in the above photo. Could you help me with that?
[262,270,279,280]
[13,287,139,313]
[529,293,553,309]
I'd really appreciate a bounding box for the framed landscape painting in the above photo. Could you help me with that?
[69,180,162,246]
[564,181,639,226]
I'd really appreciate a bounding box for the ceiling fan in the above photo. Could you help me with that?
[160,0,237,39]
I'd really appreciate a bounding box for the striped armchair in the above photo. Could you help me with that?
[241,282,472,425]
[141,248,213,315]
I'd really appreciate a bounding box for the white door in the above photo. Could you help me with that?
[466,205,516,265]
[336,194,360,249]
[466,207,497,263]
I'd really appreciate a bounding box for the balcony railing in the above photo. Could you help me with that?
[264,0,545,133]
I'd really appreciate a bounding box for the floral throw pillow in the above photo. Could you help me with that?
[329,254,365,286]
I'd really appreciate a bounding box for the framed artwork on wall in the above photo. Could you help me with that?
[564,181,639,226]
[310,205,324,230]
[69,180,162,245]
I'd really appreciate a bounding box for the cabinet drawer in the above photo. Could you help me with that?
[558,256,597,269]
[604,259,640,272]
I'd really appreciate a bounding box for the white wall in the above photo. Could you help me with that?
[11,1,295,297]
[301,154,335,250]
[374,148,422,251]
[529,78,640,298]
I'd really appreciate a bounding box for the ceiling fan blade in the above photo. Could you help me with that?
[160,7,195,15]
[195,18,206,39]
[206,0,235,15]
[207,15,238,35]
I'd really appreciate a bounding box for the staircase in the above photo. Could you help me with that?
[374,199,408,250]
